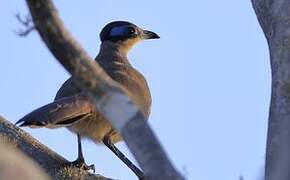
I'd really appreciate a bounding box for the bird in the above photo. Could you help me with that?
[16,21,159,179]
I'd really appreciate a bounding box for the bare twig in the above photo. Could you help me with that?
[15,13,35,37]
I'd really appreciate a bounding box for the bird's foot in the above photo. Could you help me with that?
[70,159,95,173]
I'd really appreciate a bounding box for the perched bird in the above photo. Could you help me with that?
[16,21,159,179]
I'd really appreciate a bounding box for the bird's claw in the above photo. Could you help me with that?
[81,163,95,173]
[70,159,95,173]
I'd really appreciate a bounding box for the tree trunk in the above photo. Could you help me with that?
[252,0,290,179]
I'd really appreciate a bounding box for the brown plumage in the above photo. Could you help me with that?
[54,40,152,144]
[16,21,159,179]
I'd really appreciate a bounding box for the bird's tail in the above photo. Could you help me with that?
[15,94,95,128]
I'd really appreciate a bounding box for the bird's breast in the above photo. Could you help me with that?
[101,61,152,118]
[96,48,152,118]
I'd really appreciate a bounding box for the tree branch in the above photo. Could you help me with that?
[24,0,183,179]
[0,143,50,180]
[0,116,112,180]
[252,0,290,180]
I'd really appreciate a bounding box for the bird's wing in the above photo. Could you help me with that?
[54,77,83,101]
[16,94,95,128]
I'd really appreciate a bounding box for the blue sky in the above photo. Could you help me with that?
[1,1,269,180]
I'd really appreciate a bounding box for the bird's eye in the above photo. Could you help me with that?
[110,26,136,37]
[127,27,136,34]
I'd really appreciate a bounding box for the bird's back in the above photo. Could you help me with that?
[55,53,152,118]
[55,78,82,100]
[53,52,151,143]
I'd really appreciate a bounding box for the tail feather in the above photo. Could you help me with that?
[17,119,47,127]
[16,94,95,128]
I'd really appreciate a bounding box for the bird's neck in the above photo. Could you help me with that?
[95,41,132,78]
[96,41,130,65]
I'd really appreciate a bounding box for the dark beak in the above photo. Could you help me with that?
[142,30,160,40]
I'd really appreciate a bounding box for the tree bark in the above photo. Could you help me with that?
[0,115,112,180]
[0,143,50,180]
[252,0,290,180]
[24,0,184,179]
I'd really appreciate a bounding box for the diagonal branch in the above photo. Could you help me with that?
[24,0,184,179]
[0,116,112,179]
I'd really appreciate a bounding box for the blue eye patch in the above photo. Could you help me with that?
[110,25,134,36]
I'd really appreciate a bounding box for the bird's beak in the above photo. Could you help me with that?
[142,30,160,40]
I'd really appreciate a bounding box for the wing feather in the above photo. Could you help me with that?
[16,94,95,128]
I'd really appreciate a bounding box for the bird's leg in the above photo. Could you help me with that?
[103,136,144,180]
[76,133,85,162]
[70,134,95,172]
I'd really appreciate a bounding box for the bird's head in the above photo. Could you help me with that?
[100,21,159,54]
